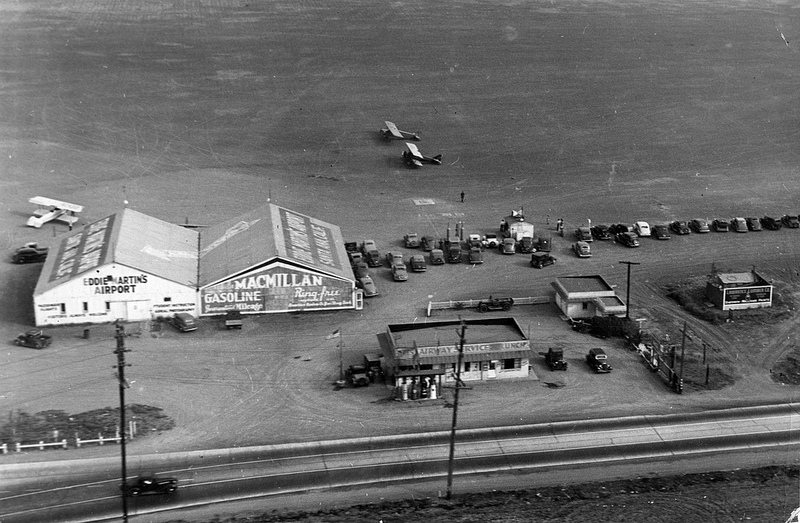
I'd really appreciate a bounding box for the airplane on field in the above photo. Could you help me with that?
[402,142,442,168]
[380,121,420,141]
[27,196,83,228]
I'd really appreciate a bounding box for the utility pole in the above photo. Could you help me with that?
[619,261,641,319]
[446,319,467,500]
[114,322,130,522]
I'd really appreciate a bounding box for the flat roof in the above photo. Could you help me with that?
[388,318,527,347]
[556,275,614,294]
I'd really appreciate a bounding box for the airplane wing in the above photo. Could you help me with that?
[29,196,83,213]
[405,142,423,159]
[385,121,403,139]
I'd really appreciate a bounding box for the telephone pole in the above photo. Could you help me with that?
[446,319,467,500]
[114,322,130,522]
[619,261,641,319]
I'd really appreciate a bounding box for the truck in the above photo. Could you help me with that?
[444,240,462,263]
[544,347,568,371]
[224,310,243,330]
[430,248,445,265]
[14,329,53,349]
[345,364,370,387]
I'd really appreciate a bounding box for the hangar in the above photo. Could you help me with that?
[31,204,356,327]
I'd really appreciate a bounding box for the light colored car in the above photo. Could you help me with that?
[499,237,516,254]
[357,275,379,297]
[391,263,408,281]
[386,251,404,267]
[730,217,748,232]
[573,241,592,257]
[634,221,651,237]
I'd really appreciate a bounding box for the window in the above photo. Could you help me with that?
[60,303,66,314]
[582,302,589,310]
[83,302,88,312]
[502,358,521,370]
[105,302,111,311]
[164,297,172,302]
[464,362,472,372]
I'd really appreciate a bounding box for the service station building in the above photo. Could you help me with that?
[32,204,356,327]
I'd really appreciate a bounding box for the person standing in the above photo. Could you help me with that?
[460,191,465,203]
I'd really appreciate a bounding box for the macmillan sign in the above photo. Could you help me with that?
[201,265,353,314]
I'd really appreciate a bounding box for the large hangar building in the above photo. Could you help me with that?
[32,204,356,327]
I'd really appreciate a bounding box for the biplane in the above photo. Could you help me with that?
[380,121,420,141]
[402,142,442,168]
[26,196,83,228]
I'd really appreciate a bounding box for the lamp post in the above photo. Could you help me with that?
[619,261,640,319]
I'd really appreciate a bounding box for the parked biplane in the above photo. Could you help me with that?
[380,121,420,141]
[26,196,83,228]
[402,143,442,168]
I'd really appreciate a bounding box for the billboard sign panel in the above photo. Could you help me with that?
[723,286,772,306]
[49,215,115,282]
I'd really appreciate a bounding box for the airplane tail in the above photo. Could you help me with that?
[433,154,443,163]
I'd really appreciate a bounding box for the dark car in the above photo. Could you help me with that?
[352,261,369,279]
[574,226,593,242]
[591,224,612,240]
[530,252,556,268]
[346,364,370,387]
[517,236,535,253]
[746,217,762,231]
[586,348,612,373]
[534,236,552,252]
[652,223,671,240]
[609,223,632,235]
[544,347,568,371]
[760,216,782,231]
[124,476,178,497]
[782,215,800,228]
[420,235,437,251]
[14,329,53,349]
[712,219,730,232]
[12,242,49,264]
[615,232,640,247]
[477,296,514,312]
[730,217,748,232]
[669,221,691,235]
[689,218,710,233]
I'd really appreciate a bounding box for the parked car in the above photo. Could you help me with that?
[534,236,552,252]
[591,224,612,240]
[633,221,651,237]
[345,364,370,387]
[482,233,499,249]
[467,246,484,264]
[712,219,730,232]
[586,348,612,373]
[360,239,381,267]
[468,234,484,250]
[746,217,762,231]
[386,251,404,267]
[609,223,632,235]
[168,312,197,332]
[403,233,420,248]
[781,215,800,228]
[357,275,379,297]
[224,310,243,330]
[14,329,53,349]
[352,261,369,279]
[544,347,568,371]
[12,242,49,264]
[730,217,748,232]
[689,218,710,233]
[615,232,640,247]
[499,237,516,254]
[391,263,408,281]
[477,296,514,312]
[652,223,671,240]
[573,241,592,258]
[530,252,556,268]
[760,216,782,231]
[669,221,691,235]
[409,254,427,271]
[574,226,593,242]
[517,236,535,253]
[420,235,437,251]
[123,476,178,497]
[430,248,445,265]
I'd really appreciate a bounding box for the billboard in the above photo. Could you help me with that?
[201,263,353,315]
[723,286,772,306]
[49,214,115,282]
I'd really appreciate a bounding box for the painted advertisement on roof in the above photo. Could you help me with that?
[49,214,115,282]
[200,263,354,315]
[273,206,343,273]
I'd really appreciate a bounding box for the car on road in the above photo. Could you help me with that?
[124,476,178,497]
[573,241,592,258]
[11,242,49,264]
[760,216,782,231]
[712,219,730,232]
[652,223,671,240]
[669,221,691,235]
[586,348,612,373]
[746,217,762,231]
[689,218,710,233]
[730,217,748,232]
[499,237,516,254]
[633,221,651,237]
[591,224,612,240]
[530,252,556,268]
[391,263,408,281]
[357,275,378,297]
[782,215,800,228]
[574,226,593,242]
[616,232,640,247]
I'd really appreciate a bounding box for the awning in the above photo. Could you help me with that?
[397,349,532,366]
[395,368,447,378]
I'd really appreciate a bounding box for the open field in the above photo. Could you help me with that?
[2,0,800,520]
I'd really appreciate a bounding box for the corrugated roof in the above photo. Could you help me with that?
[199,203,352,287]
[35,209,198,295]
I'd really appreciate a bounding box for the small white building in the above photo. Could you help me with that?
[551,275,627,319]
[33,210,199,326]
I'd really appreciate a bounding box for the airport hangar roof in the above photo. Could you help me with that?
[35,208,199,295]
[198,203,353,288]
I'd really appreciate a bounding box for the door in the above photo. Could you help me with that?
[126,300,151,321]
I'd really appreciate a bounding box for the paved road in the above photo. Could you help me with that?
[2,403,799,522]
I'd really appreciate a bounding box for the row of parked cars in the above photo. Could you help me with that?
[573,214,800,252]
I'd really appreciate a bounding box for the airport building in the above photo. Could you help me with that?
[31,205,356,327]
[551,275,627,319]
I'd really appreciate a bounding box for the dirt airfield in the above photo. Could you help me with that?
[3,0,800,521]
